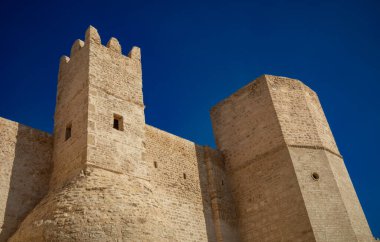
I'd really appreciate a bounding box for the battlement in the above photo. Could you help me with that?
[60,26,140,65]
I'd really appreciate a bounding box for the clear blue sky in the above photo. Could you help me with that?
[0,0,379,237]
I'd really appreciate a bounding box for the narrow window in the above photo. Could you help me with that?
[65,123,72,141]
[183,173,187,179]
[221,180,224,186]
[154,161,158,168]
[113,118,119,129]
[113,114,123,131]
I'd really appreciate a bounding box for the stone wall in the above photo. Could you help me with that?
[327,152,374,241]
[266,75,339,155]
[145,125,239,241]
[7,122,236,242]
[203,146,240,241]
[50,38,89,190]
[0,118,52,241]
[145,125,215,241]
[288,147,358,241]
[210,76,315,241]
[211,74,374,241]
[86,29,145,174]
[266,75,373,241]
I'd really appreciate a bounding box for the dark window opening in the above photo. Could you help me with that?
[65,123,72,141]
[183,173,187,179]
[113,119,119,129]
[113,114,123,131]
[222,180,224,186]
[154,161,158,168]
[311,172,320,181]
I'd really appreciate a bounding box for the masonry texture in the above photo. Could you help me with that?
[0,26,375,242]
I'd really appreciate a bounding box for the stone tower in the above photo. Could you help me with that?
[210,75,373,241]
[9,26,163,241]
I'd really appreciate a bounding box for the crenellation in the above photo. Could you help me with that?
[70,39,85,57]
[85,25,101,44]
[0,26,375,242]
[59,55,70,65]
[106,37,122,53]
[128,46,141,60]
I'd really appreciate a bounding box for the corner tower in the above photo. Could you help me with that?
[210,75,373,241]
[10,26,163,241]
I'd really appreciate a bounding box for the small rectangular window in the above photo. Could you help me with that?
[113,119,119,129]
[113,114,123,131]
[183,173,187,179]
[154,161,158,168]
[65,123,72,141]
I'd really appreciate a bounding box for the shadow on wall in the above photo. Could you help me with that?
[195,145,217,242]
[195,144,240,242]
[0,123,52,242]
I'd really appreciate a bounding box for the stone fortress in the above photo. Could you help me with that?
[0,26,376,242]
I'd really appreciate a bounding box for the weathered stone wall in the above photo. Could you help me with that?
[203,146,240,241]
[87,31,145,174]
[288,147,358,241]
[145,125,215,241]
[266,75,373,241]
[9,165,170,241]
[0,118,52,241]
[326,151,374,241]
[211,74,373,241]
[49,38,90,190]
[266,75,339,155]
[210,76,315,241]
[145,125,239,242]
[302,80,372,241]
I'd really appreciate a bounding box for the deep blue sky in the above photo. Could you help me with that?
[0,0,379,237]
